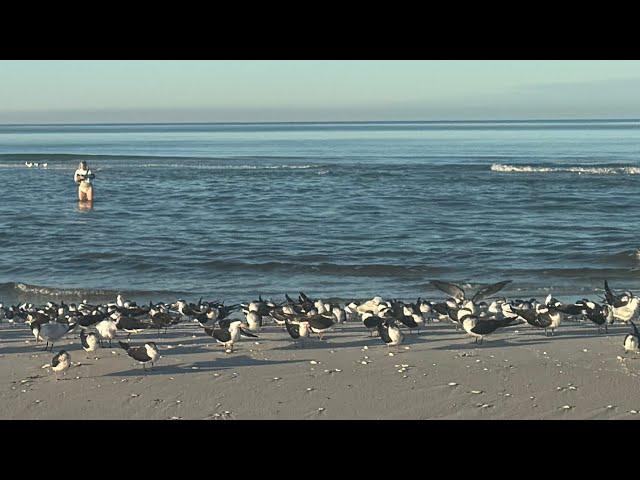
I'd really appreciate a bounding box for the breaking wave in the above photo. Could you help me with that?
[491,163,640,175]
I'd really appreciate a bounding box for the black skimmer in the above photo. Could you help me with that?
[284,318,310,346]
[580,300,613,333]
[461,314,514,344]
[202,320,257,352]
[119,341,159,370]
[431,279,512,313]
[306,314,335,340]
[377,319,404,347]
[624,321,640,353]
[604,280,640,322]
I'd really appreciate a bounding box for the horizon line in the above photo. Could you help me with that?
[0,117,639,127]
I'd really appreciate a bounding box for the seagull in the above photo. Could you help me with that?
[51,350,71,379]
[95,318,118,347]
[80,330,99,355]
[119,341,159,370]
[34,322,77,351]
[243,308,262,332]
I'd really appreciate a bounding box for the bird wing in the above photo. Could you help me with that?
[363,316,383,329]
[399,316,418,328]
[284,320,300,339]
[307,315,334,330]
[472,280,512,303]
[239,328,259,338]
[80,331,89,349]
[555,303,584,316]
[127,346,151,362]
[604,280,625,307]
[431,280,465,300]
[213,328,231,343]
[513,308,537,324]
[431,302,449,316]
[377,324,392,343]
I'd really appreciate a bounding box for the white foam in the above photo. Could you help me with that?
[491,163,640,175]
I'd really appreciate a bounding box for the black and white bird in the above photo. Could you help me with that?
[580,300,613,333]
[431,279,512,314]
[203,319,258,352]
[243,308,262,332]
[51,350,71,379]
[306,314,335,340]
[284,318,310,346]
[461,314,514,344]
[376,319,404,347]
[80,330,99,355]
[624,321,640,353]
[119,341,159,370]
[604,280,640,323]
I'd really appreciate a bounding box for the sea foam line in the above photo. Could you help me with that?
[491,163,640,175]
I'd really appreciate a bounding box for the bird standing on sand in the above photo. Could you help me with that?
[284,318,310,346]
[624,321,640,353]
[34,322,77,351]
[119,341,159,370]
[461,314,514,344]
[95,317,118,347]
[243,309,262,332]
[51,350,71,379]
[604,280,640,322]
[203,320,258,352]
[80,330,99,355]
[306,314,335,340]
[377,319,404,347]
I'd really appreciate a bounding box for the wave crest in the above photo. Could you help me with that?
[491,163,640,175]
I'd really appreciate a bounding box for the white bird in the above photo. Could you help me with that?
[95,318,118,347]
[624,321,640,353]
[243,309,262,332]
[36,322,76,351]
[51,350,71,379]
[80,330,99,355]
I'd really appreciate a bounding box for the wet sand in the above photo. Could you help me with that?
[1,320,639,419]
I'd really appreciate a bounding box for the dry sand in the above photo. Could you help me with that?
[1,319,639,419]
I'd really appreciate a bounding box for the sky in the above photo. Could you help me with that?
[0,60,639,123]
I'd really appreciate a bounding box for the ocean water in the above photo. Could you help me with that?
[1,119,640,305]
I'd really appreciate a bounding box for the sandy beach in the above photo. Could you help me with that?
[2,318,639,420]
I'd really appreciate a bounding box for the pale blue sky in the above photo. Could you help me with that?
[1,60,639,123]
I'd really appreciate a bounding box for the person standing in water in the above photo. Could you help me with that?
[74,161,95,202]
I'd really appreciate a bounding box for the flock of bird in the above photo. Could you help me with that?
[2,279,640,379]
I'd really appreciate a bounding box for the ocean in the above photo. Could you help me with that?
[1,119,639,305]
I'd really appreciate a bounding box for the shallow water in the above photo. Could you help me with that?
[1,120,640,304]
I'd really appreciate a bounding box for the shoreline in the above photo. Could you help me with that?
[2,320,639,419]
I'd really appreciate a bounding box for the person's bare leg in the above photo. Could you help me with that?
[86,187,93,202]
[78,189,86,201]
